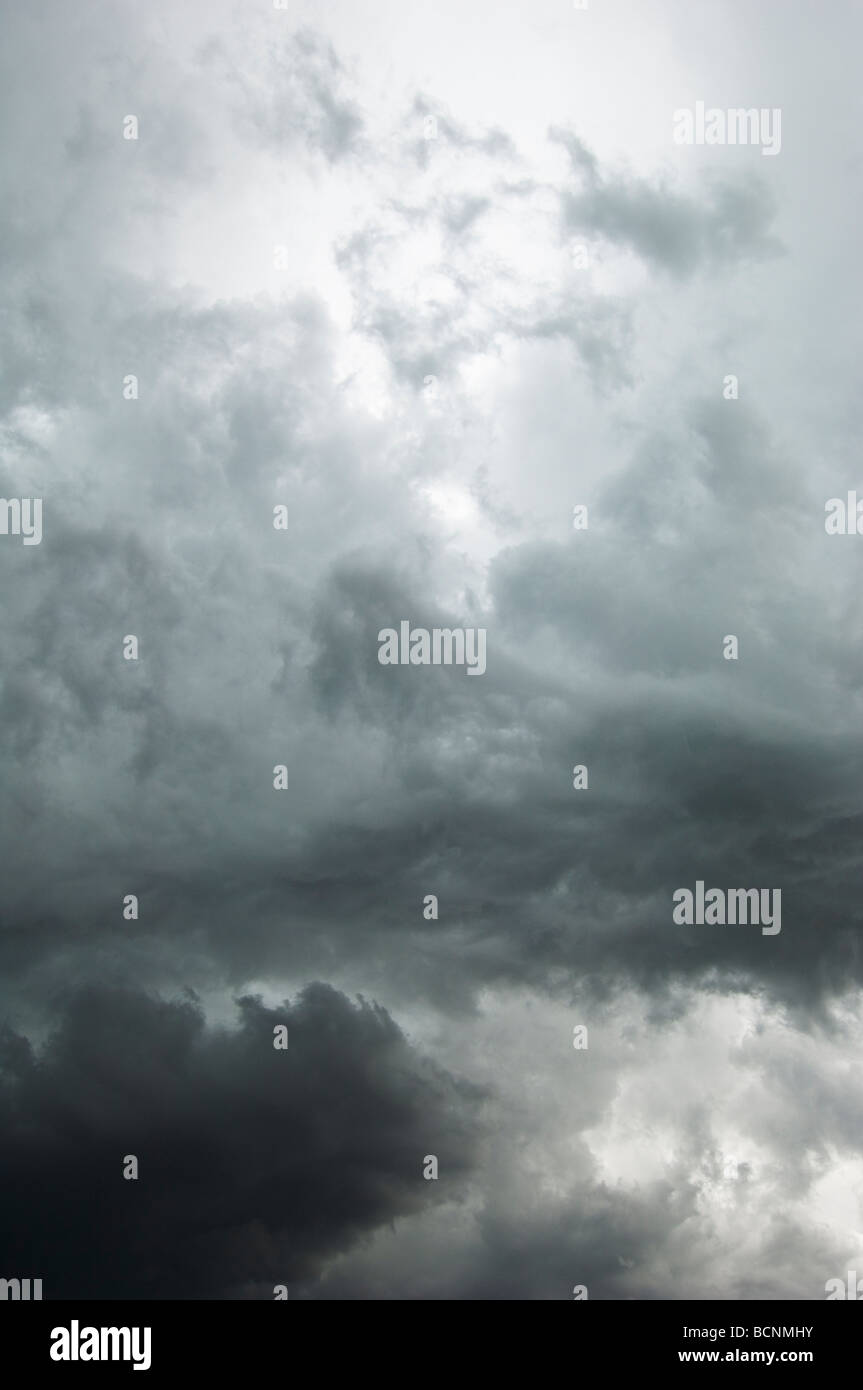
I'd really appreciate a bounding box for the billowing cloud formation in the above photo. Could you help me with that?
[1,0,862,1299]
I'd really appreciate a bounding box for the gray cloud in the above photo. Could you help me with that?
[553,127,784,276]
[1,0,861,1302]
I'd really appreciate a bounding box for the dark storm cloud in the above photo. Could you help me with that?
[7,536,858,1020]
[2,0,862,1304]
[0,312,859,1018]
[0,981,482,1297]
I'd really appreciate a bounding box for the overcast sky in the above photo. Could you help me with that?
[2,0,862,1300]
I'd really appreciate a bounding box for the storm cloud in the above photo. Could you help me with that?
[1,0,862,1299]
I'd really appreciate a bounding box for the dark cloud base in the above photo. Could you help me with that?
[0,984,482,1298]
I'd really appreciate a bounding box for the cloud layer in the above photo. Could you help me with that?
[2,0,863,1299]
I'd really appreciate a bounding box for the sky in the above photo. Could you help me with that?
[1,0,863,1300]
